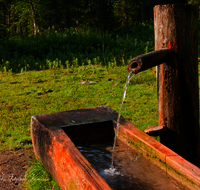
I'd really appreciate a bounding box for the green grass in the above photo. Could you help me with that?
[0,64,158,151]
[25,158,61,190]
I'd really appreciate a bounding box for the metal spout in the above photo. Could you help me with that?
[127,48,173,73]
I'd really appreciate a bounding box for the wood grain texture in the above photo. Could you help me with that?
[154,4,199,166]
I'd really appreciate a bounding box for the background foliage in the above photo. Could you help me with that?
[0,0,195,38]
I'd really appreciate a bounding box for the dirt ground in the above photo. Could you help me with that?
[0,148,35,190]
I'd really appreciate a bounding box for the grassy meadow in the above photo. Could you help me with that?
[0,64,158,151]
[0,20,199,189]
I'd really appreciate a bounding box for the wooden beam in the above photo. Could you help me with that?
[154,4,199,166]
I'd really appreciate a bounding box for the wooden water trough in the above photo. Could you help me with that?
[31,106,200,190]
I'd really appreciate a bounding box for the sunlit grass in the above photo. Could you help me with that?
[0,64,158,151]
[24,158,61,190]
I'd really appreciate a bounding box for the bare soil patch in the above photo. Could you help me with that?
[0,148,35,190]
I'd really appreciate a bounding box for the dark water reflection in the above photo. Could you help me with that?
[77,139,189,190]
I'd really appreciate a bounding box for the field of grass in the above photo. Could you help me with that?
[25,158,61,190]
[0,20,200,189]
[0,64,158,151]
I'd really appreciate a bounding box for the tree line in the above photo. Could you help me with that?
[0,0,198,38]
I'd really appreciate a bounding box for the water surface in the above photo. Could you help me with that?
[77,139,189,190]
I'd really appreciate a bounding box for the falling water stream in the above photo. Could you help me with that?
[110,70,134,172]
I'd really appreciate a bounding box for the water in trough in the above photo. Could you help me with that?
[77,139,189,190]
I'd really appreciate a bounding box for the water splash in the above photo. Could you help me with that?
[111,70,135,169]
[100,167,123,177]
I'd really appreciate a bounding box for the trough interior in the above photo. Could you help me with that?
[61,120,115,145]
[61,120,190,190]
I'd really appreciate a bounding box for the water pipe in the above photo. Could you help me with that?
[127,48,173,74]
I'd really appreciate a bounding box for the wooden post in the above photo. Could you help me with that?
[154,4,199,166]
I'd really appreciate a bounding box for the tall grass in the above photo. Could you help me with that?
[0,21,154,73]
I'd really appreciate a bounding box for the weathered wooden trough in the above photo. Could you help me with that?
[31,4,200,190]
[31,106,200,190]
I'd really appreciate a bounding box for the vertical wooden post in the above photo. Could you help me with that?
[154,4,199,166]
